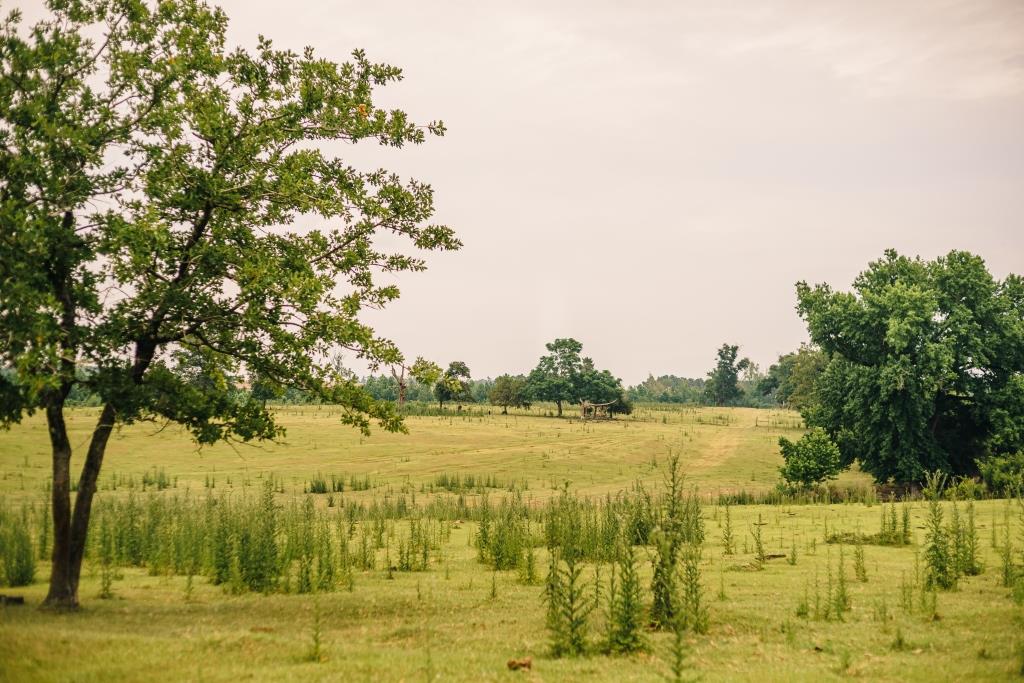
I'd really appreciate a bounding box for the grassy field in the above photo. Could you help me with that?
[0,404,865,504]
[1,405,1022,682]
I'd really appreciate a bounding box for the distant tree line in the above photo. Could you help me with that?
[624,343,822,410]
[40,251,1024,489]
[51,336,818,414]
[627,375,705,404]
[364,338,633,417]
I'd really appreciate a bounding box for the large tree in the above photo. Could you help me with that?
[797,250,1024,483]
[488,374,529,414]
[526,338,584,416]
[575,358,625,405]
[0,1,459,608]
[703,344,751,406]
[434,361,472,409]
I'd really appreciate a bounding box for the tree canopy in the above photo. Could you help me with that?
[703,344,751,406]
[757,345,826,410]
[0,0,458,607]
[526,338,585,416]
[626,375,704,404]
[575,358,623,405]
[434,361,472,408]
[797,249,1024,483]
[488,374,530,414]
[525,338,628,416]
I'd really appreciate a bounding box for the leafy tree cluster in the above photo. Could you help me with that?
[525,338,630,417]
[488,374,530,414]
[434,361,472,409]
[756,344,826,410]
[703,344,752,407]
[359,338,825,414]
[362,375,433,403]
[470,377,494,404]
[977,451,1024,496]
[797,249,1024,483]
[366,339,632,417]
[626,375,705,404]
[380,338,630,417]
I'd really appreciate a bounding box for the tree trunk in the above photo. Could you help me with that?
[392,367,407,410]
[43,211,80,608]
[39,208,164,607]
[42,401,117,609]
[67,404,117,595]
[556,400,563,417]
[43,400,76,608]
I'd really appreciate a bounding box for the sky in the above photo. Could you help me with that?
[15,1,1024,384]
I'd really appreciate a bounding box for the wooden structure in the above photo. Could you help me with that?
[580,400,614,421]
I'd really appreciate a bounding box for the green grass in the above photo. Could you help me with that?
[1,405,1022,681]
[0,404,866,504]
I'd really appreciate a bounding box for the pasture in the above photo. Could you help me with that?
[0,405,827,503]
[1,405,1022,681]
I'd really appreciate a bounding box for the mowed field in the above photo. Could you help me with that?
[0,405,841,503]
[0,405,1022,682]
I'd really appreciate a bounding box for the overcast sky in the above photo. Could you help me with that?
[17,1,1024,383]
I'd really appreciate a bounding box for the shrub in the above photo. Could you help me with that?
[778,428,842,488]
[721,504,735,555]
[544,546,594,657]
[543,489,595,657]
[679,543,709,634]
[946,476,987,501]
[665,614,696,683]
[854,541,868,582]
[650,453,703,629]
[3,521,35,587]
[955,500,983,577]
[605,541,646,654]
[876,496,911,546]
[923,472,956,591]
[520,546,538,585]
[1000,504,1015,588]
[978,452,1024,496]
[246,482,279,593]
[482,494,530,571]
[98,512,115,599]
[650,528,678,627]
[833,545,851,617]
[750,518,767,569]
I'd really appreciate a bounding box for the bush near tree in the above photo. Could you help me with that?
[978,452,1024,496]
[778,428,843,488]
